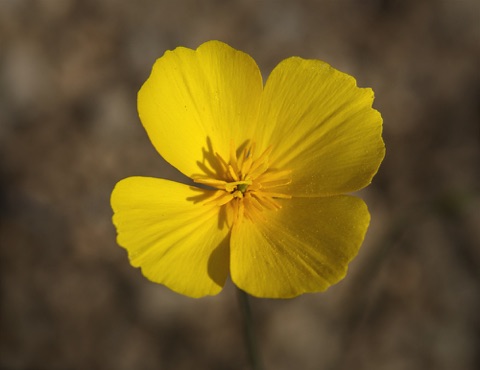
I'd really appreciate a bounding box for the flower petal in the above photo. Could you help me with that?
[257,57,385,196]
[138,40,263,179]
[230,196,369,298]
[111,177,230,297]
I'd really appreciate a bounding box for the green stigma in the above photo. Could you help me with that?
[237,183,249,193]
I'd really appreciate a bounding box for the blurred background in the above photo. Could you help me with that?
[1,0,479,369]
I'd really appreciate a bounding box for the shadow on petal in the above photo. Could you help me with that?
[186,186,213,203]
[194,137,223,179]
[186,187,231,231]
[207,230,231,286]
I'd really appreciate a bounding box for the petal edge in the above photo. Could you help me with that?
[230,195,369,298]
[111,177,230,297]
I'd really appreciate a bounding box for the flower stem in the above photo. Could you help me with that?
[237,288,263,370]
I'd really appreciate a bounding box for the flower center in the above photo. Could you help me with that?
[193,141,292,225]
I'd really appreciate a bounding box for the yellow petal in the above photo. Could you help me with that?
[138,40,263,179]
[111,177,230,298]
[230,196,369,298]
[258,57,385,196]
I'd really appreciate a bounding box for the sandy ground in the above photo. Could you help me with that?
[1,0,479,369]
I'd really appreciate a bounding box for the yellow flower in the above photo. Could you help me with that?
[111,41,385,299]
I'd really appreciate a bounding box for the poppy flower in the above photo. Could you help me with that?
[111,40,385,298]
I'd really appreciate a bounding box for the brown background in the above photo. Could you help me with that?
[1,0,479,369]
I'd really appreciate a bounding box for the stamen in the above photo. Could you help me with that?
[231,190,243,199]
[229,141,240,174]
[196,141,292,225]
[237,199,245,224]
[256,145,273,164]
[248,146,273,175]
[248,162,269,179]
[244,196,267,223]
[259,178,292,189]
[194,177,228,189]
[252,193,283,210]
[247,195,264,212]
[240,155,253,177]
[202,191,234,206]
[239,143,255,176]
[215,152,229,172]
[225,199,245,226]
[226,201,236,226]
[228,165,239,181]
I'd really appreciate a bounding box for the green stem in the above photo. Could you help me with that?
[237,288,263,370]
